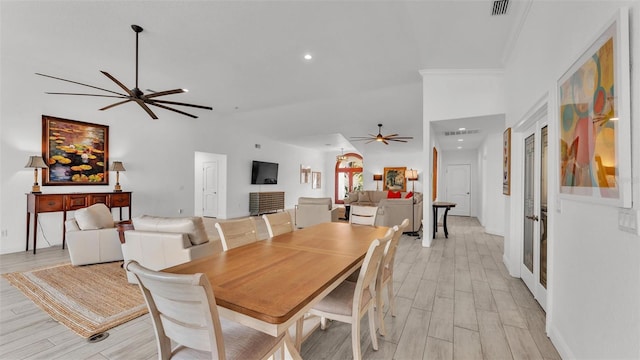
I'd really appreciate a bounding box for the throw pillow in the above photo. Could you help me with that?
[133,215,209,245]
[387,191,401,199]
[74,203,115,230]
[405,191,414,199]
[358,192,371,203]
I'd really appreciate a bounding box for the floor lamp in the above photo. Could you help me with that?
[405,169,419,236]
[373,174,382,191]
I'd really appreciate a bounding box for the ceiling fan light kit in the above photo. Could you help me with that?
[351,123,413,145]
[36,24,213,120]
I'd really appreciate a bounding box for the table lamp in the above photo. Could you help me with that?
[25,155,48,193]
[373,174,382,190]
[110,161,126,192]
[405,169,419,236]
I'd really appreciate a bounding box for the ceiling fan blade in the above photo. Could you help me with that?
[382,139,389,145]
[100,99,133,111]
[100,71,134,96]
[148,102,198,118]
[385,133,399,137]
[365,139,376,144]
[45,92,128,99]
[133,100,158,119]
[388,139,408,143]
[150,99,213,110]
[36,73,128,97]
[350,136,373,139]
[388,136,414,140]
[144,89,185,99]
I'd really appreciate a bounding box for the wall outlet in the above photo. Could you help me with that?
[1,229,7,237]
[178,208,183,214]
[618,209,639,236]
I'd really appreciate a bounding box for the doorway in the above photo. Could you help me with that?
[521,123,548,310]
[445,164,471,216]
[194,152,227,219]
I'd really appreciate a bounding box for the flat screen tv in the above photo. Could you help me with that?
[251,161,278,184]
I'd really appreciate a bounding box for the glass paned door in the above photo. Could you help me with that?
[523,134,535,273]
[540,126,548,289]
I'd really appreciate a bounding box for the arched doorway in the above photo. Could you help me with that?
[334,153,363,204]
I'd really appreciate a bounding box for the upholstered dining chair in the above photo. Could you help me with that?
[377,218,409,336]
[262,212,294,238]
[215,217,258,251]
[125,260,289,360]
[308,228,394,360]
[349,205,378,226]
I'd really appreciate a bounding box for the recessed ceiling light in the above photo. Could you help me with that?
[458,127,466,131]
[457,139,464,142]
[457,146,462,149]
[303,54,313,60]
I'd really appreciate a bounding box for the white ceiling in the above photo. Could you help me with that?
[3,0,527,154]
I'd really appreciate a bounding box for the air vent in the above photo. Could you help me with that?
[444,129,480,136]
[491,0,509,16]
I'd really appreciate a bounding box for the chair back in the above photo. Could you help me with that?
[262,212,293,238]
[352,228,394,312]
[349,205,378,226]
[382,219,409,278]
[125,260,225,359]
[215,218,258,251]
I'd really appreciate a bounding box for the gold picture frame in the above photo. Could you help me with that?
[383,167,406,192]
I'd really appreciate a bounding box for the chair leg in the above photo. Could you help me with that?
[387,280,396,317]
[351,320,362,360]
[368,307,378,351]
[377,286,386,336]
[320,316,327,330]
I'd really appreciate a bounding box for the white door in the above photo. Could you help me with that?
[446,164,471,216]
[202,161,218,218]
[521,124,548,310]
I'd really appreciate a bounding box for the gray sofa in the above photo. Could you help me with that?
[344,190,423,233]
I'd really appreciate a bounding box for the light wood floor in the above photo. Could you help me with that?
[0,216,560,359]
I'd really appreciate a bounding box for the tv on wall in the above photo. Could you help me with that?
[251,161,278,184]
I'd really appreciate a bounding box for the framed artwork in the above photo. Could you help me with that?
[42,115,109,186]
[557,8,631,207]
[432,147,438,201]
[300,165,311,184]
[312,171,321,189]
[383,167,406,191]
[503,128,511,195]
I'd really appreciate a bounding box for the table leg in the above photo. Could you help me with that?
[32,213,38,254]
[62,211,67,250]
[295,317,303,350]
[432,206,437,239]
[443,207,450,238]
[283,333,303,360]
[25,212,31,252]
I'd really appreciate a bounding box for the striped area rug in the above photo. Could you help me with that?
[2,261,147,338]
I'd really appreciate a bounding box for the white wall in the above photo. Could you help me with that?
[504,2,640,358]
[479,132,505,235]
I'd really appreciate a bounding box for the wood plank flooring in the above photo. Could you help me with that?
[0,216,560,359]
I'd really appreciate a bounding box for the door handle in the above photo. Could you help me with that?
[525,215,539,221]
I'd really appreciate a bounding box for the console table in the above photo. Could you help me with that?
[432,201,456,239]
[25,191,132,254]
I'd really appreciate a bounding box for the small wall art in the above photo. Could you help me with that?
[383,167,406,192]
[312,171,321,189]
[503,128,511,195]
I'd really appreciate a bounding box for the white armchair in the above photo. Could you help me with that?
[65,203,123,266]
[294,197,339,228]
[122,215,217,283]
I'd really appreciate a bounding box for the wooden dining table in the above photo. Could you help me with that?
[165,221,390,355]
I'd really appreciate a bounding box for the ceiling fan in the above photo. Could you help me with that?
[351,123,413,145]
[36,24,212,119]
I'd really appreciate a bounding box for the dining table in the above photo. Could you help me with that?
[165,221,390,357]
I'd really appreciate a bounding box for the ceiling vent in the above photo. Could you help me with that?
[491,0,509,16]
[444,129,480,136]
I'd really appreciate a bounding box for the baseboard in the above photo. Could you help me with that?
[484,227,504,236]
[547,323,576,360]
[421,237,433,247]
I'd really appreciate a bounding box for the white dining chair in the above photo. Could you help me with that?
[125,260,290,360]
[308,228,394,360]
[262,212,294,238]
[215,217,258,251]
[377,218,409,336]
[349,205,378,226]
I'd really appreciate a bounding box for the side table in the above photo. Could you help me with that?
[432,202,456,239]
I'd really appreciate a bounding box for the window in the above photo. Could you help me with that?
[334,153,363,204]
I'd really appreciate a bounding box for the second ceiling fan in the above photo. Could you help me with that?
[36,24,212,119]
[351,123,413,145]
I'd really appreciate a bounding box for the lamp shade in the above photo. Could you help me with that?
[405,169,418,181]
[110,161,126,172]
[373,174,383,181]
[24,156,48,169]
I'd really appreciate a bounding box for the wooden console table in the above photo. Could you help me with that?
[25,191,132,254]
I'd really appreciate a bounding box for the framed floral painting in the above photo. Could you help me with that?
[42,115,109,186]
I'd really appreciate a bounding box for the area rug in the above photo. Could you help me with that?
[2,261,147,338]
